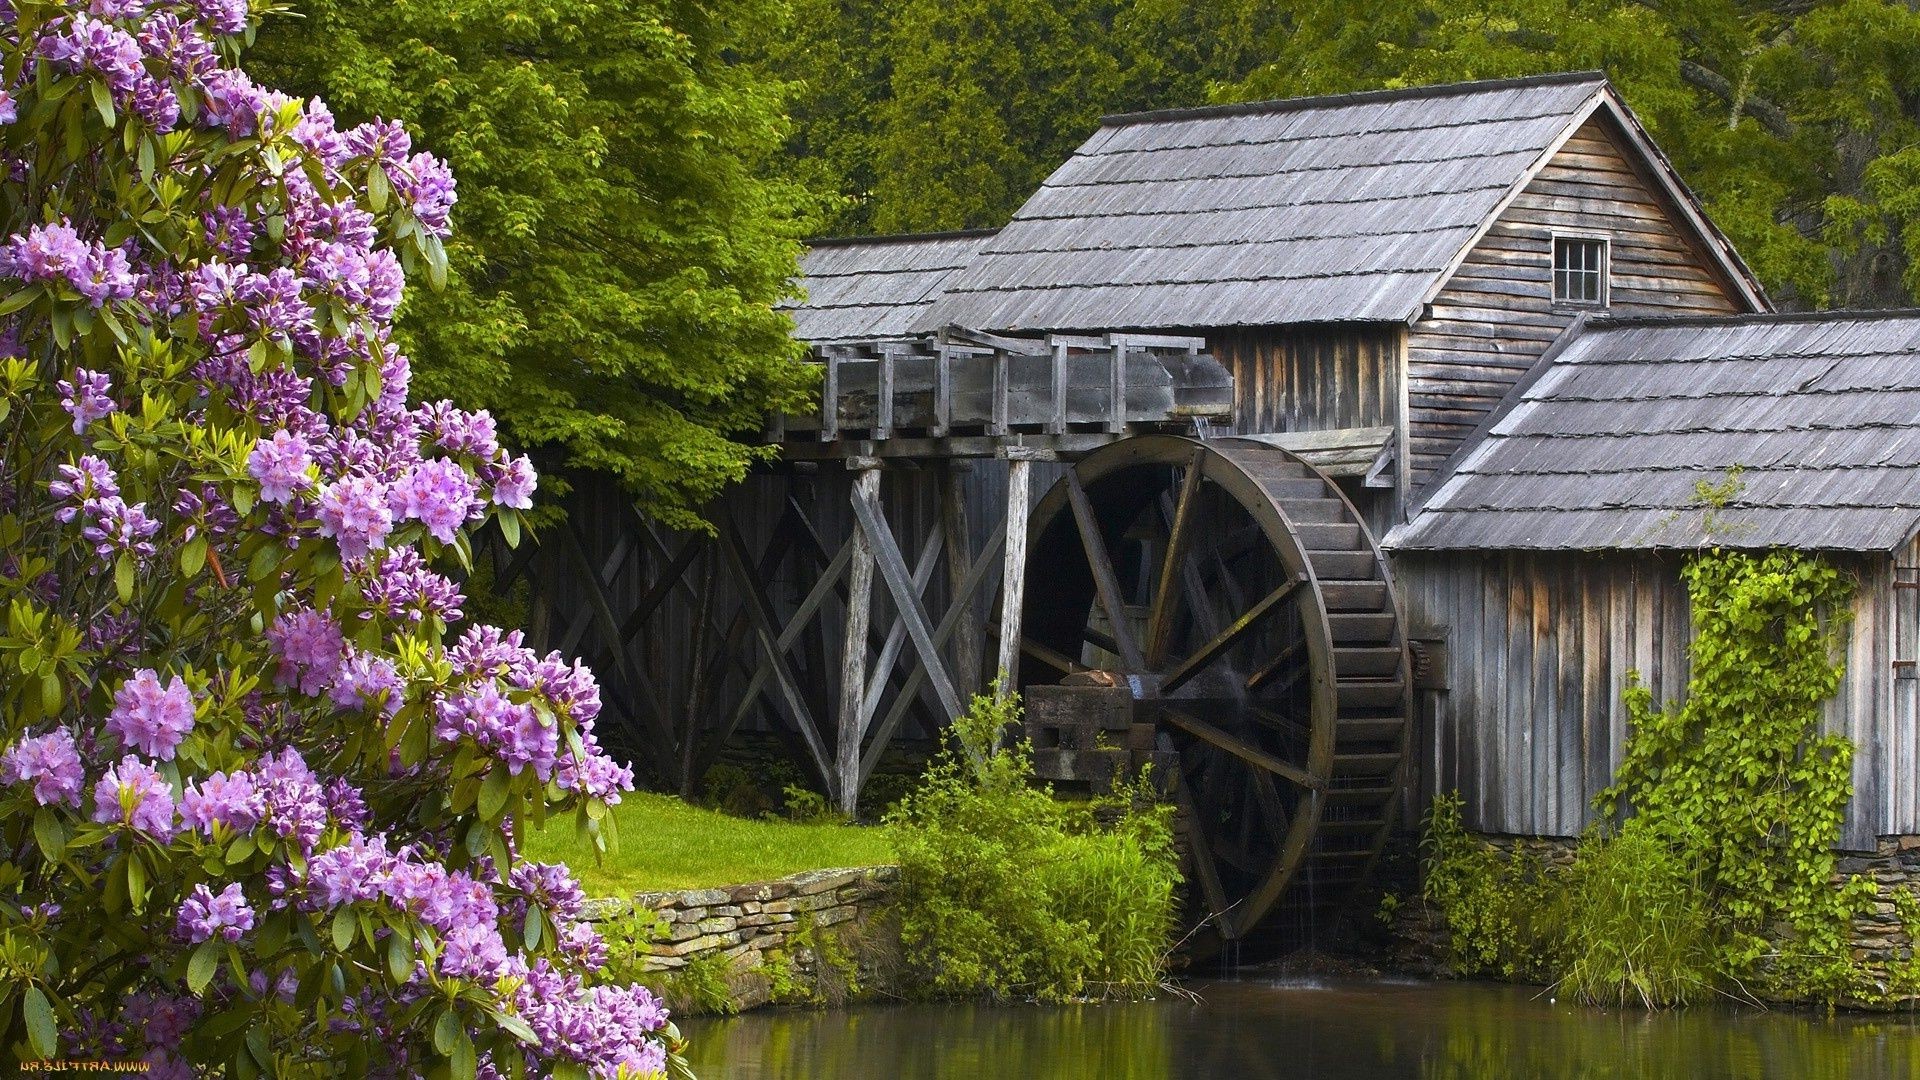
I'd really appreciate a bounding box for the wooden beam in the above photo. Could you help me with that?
[1048,338,1069,435]
[1160,577,1303,695]
[995,457,1031,696]
[851,478,965,722]
[1145,446,1206,669]
[1107,339,1127,434]
[821,351,840,442]
[1161,707,1324,792]
[723,535,854,741]
[931,345,952,438]
[859,528,943,728]
[835,467,881,813]
[722,513,837,796]
[1064,470,1147,673]
[859,527,1007,783]
[1171,757,1237,941]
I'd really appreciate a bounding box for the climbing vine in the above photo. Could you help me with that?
[1424,548,1881,1005]
[1597,549,1871,999]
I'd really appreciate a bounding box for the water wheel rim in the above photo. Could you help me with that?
[1022,434,1360,939]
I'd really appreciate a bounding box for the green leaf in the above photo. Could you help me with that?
[489,1008,539,1045]
[498,510,521,549]
[0,287,37,316]
[188,939,221,994]
[332,911,357,953]
[450,1023,477,1080]
[126,850,147,911]
[367,165,391,212]
[114,551,135,603]
[23,987,56,1058]
[388,927,413,983]
[32,808,66,862]
[524,906,543,951]
[478,765,511,822]
[89,77,114,126]
[433,1007,459,1056]
[182,535,208,577]
[39,672,60,718]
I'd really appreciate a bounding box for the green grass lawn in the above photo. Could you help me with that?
[525,792,895,897]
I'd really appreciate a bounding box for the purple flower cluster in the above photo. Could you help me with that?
[92,755,177,840]
[267,608,344,696]
[0,221,136,306]
[107,669,195,760]
[175,883,254,944]
[247,429,313,503]
[57,368,115,433]
[180,770,263,834]
[357,548,464,625]
[1,729,85,807]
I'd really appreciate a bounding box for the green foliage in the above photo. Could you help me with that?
[778,783,842,825]
[756,913,863,1007]
[1426,548,1873,1007]
[771,0,1920,309]
[884,690,1178,1002]
[249,0,818,529]
[1555,819,1721,1008]
[1597,548,1869,1000]
[1421,794,1556,981]
[601,909,742,1016]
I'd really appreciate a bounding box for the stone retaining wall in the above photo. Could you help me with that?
[583,866,898,1010]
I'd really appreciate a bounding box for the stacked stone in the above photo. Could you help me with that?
[583,866,898,982]
[1837,837,1920,997]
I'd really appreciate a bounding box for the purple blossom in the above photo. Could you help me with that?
[200,206,255,260]
[439,923,508,981]
[172,484,238,542]
[255,747,330,853]
[1,729,85,808]
[492,455,536,510]
[357,548,464,625]
[397,459,479,543]
[40,15,144,93]
[108,669,195,760]
[247,430,313,504]
[50,455,118,523]
[176,883,254,944]
[79,496,160,562]
[189,0,248,36]
[0,221,137,306]
[435,682,558,780]
[448,625,534,679]
[92,755,177,840]
[394,151,457,236]
[330,648,403,716]
[180,770,263,834]
[267,609,345,696]
[0,92,15,125]
[58,368,115,433]
[315,474,393,558]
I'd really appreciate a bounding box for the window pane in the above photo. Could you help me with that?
[1554,238,1606,304]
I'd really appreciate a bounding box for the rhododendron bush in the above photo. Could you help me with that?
[0,1,678,1075]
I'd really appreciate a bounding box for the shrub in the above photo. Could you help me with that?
[884,690,1178,1002]
[1420,794,1555,982]
[1554,820,1721,1008]
[0,2,677,1074]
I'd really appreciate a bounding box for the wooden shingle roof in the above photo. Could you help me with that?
[785,230,996,343]
[914,72,1716,333]
[1387,312,1920,552]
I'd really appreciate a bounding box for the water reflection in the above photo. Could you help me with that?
[684,977,1920,1079]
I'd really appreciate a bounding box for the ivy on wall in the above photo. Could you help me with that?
[1422,548,1911,1006]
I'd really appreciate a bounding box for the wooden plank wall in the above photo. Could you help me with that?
[1208,323,1404,537]
[1405,115,1744,489]
[1398,549,1908,848]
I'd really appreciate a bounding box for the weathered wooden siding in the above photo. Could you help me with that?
[1398,549,1912,848]
[1405,115,1746,488]
[1210,324,1402,438]
[1208,323,1405,538]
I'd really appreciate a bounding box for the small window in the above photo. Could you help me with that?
[1552,235,1608,307]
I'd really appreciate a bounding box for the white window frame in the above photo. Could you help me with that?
[1551,231,1610,309]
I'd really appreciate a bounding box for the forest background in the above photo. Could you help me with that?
[255,0,1920,515]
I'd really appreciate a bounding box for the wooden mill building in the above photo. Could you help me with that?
[517,72,1920,943]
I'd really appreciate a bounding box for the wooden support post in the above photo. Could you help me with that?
[991,348,1010,436]
[876,349,896,440]
[932,345,952,438]
[939,461,980,701]
[821,351,841,442]
[851,481,965,722]
[1107,338,1127,434]
[995,455,1032,697]
[837,466,881,814]
[1049,338,1069,435]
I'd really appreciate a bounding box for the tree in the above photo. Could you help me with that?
[248,0,818,531]
[0,1,676,1073]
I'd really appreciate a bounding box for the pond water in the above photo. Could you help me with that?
[683,977,1920,1079]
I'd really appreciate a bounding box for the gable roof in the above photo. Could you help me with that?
[786,230,997,343]
[1386,311,1920,553]
[910,72,1764,333]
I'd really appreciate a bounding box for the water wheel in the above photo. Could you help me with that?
[1018,434,1410,945]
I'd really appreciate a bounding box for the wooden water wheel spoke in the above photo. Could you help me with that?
[1162,707,1324,792]
[1021,434,1411,944]
[1145,447,1206,668]
[1063,470,1148,672]
[1159,576,1304,694]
